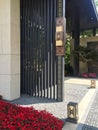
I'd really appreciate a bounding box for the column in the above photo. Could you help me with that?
[73,5,80,76]
[10,0,20,100]
[0,0,20,100]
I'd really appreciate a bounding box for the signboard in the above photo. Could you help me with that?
[55,17,66,56]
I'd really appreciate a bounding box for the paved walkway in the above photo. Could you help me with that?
[10,77,98,130]
[82,89,98,130]
[63,78,98,130]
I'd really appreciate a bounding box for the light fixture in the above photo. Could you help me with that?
[67,102,78,123]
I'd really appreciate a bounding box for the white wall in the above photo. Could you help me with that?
[0,0,20,100]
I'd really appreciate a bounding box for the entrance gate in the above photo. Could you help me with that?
[20,0,59,100]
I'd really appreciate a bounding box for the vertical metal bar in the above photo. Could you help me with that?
[23,0,26,94]
[43,0,47,98]
[47,0,50,98]
[33,0,36,96]
[49,0,52,99]
[32,0,35,96]
[21,0,24,93]
[30,0,32,95]
[53,0,57,100]
[40,1,45,97]
[29,0,33,96]
[21,0,23,93]
[20,0,23,93]
[36,0,39,96]
[73,6,80,76]
[27,0,30,95]
[35,0,38,97]
[28,0,31,95]
[37,0,41,97]
[26,0,29,94]
[24,0,28,94]
[31,0,34,96]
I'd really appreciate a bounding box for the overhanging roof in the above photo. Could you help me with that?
[66,0,98,32]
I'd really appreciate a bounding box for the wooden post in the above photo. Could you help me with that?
[56,0,66,101]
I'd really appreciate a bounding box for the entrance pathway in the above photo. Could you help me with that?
[11,80,88,120]
[10,77,98,130]
[63,77,98,130]
[82,89,98,130]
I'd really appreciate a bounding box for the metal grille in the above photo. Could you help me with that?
[20,0,58,99]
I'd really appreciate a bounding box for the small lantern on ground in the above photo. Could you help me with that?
[67,102,78,123]
[91,80,96,88]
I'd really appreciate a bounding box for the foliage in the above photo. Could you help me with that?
[80,30,93,38]
[0,100,64,130]
[65,35,71,64]
[81,72,96,78]
[72,46,98,63]
[65,35,74,75]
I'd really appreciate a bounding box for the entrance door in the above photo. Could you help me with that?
[20,0,58,99]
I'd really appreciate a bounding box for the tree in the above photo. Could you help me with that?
[72,46,98,72]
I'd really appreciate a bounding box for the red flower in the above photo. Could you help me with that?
[0,100,64,130]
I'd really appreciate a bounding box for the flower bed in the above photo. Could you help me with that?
[0,100,64,130]
[81,73,96,78]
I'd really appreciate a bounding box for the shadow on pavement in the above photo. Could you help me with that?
[8,94,57,105]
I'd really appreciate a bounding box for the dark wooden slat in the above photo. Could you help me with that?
[21,0,60,101]
[43,0,47,98]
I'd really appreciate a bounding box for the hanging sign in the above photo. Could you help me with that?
[55,17,66,56]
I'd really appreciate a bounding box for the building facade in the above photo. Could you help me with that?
[0,0,20,100]
[0,0,97,100]
[0,0,66,101]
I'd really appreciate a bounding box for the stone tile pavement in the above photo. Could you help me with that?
[10,77,98,130]
[63,78,98,130]
[11,82,89,120]
[81,89,98,130]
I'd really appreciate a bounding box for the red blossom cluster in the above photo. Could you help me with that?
[82,72,96,78]
[0,100,64,130]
